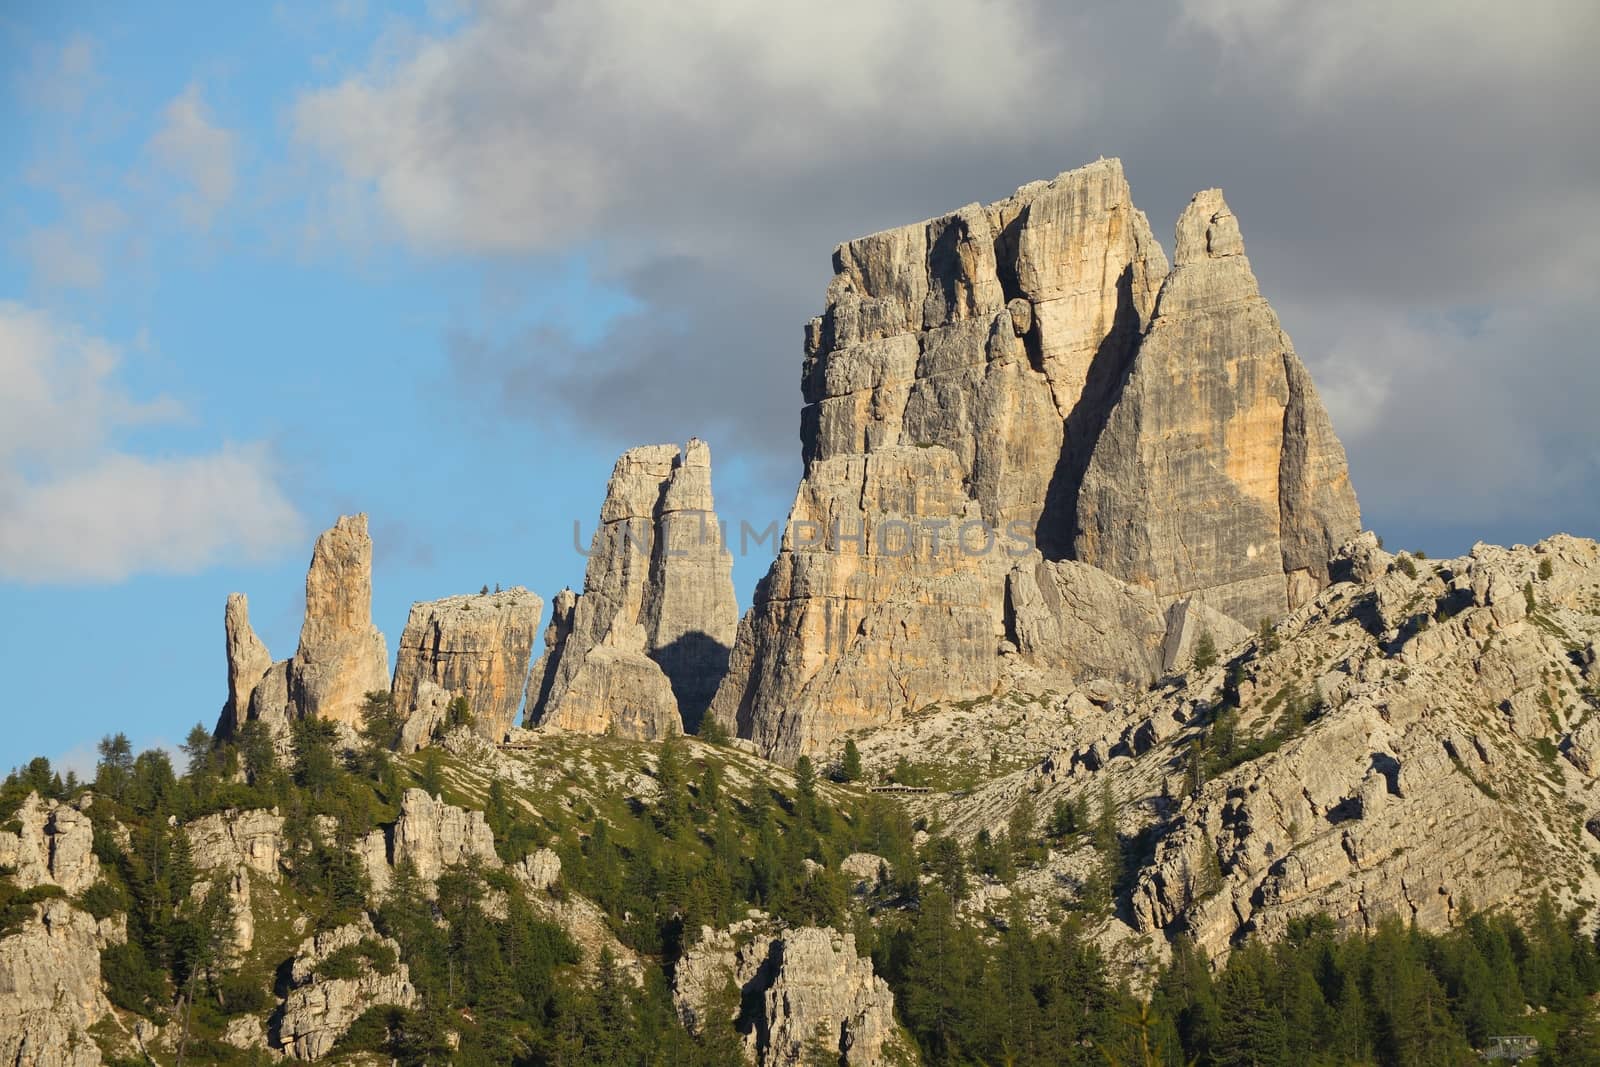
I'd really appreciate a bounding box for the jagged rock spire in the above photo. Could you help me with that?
[526,440,738,739]
[1073,188,1361,621]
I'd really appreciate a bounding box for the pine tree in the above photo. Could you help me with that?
[839,738,863,783]
[95,733,134,801]
[903,887,977,1060]
[1213,942,1287,1067]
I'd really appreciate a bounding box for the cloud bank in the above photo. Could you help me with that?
[291,0,1600,547]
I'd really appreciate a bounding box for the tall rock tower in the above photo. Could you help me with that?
[525,440,739,738]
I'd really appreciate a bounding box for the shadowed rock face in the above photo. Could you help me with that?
[390,588,542,744]
[712,160,1360,762]
[526,440,738,739]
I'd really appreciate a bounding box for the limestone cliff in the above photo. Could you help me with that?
[526,440,738,738]
[711,159,1359,761]
[390,587,542,745]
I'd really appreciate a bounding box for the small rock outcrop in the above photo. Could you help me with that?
[220,514,391,737]
[185,808,284,959]
[390,587,542,745]
[0,794,98,895]
[273,915,416,1060]
[0,899,110,1067]
[358,788,501,897]
[711,159,1360,761]
[527,440,738,738]
[675,918,908,1066]
[185,808,284,880]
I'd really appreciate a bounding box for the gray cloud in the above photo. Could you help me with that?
[295,0,1600,552]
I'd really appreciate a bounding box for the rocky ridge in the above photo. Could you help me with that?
[890,534,1600,966]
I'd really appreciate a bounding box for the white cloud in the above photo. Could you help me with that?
[0,303,304,584]
[149,84,238,229]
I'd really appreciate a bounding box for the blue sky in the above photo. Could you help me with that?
[3,1,1596,775]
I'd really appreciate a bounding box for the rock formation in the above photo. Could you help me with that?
[710,159,1359,761]
[0,900,111,1067]
[286,514,391,727]
[358,787,501,897]
[526,440,738,738]
[1074,189,1361,623]
[922,534,1600,962]
[217,593,272,738]
[185,808,284,880]
[185,808,284,960]
[390,587,542,745]
[0,793,98,895]
[674,916,908,1066]
[273,915,416,1060]
[218,514,391,737]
